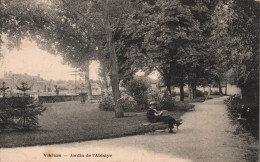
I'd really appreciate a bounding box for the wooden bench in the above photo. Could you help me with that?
[142,122,168,131]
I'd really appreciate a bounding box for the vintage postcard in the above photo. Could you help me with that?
[0,0,259,161]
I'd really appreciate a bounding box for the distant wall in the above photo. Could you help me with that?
[201,84,241,95]
[38,95,80,103]
[173,84,241,95]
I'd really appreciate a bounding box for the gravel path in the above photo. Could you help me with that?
[1,97,258,162]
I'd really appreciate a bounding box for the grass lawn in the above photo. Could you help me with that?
[0,95,222,148]
[0,100,194,148]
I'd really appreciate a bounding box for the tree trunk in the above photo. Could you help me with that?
[217,80,223,95]
[188,84,193,100]
[110,74,123,117]
[23,107,26,129]
[190,84,195,99]
[188,76,193,100]
[180,83,184,101]
[225,81,227,95]
[193,85,197,99]
[83,60,92,100]
[166,77,172,94]
[104,0,123,117]
[166,63,174,94]
[254,87,259,104]
[209,85,211,96]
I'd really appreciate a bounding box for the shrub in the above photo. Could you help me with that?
[99,91,142,112]
[184,91,189,97]
[123,78,150,110]
[203,91,208,95]
[196,89,204,97]
[148,90,175,111]
[211,91,220,95]
[98,92,115,111]
[147,89,162,103]
[170,91,177,97]
[224,94,242,110]
[224,94,259,138]
[158,91,175,111]
[118,92,138,112]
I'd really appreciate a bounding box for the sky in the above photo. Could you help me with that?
[0,40,159,81]
[0,40,100,81]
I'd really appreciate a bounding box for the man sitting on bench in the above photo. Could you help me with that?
[147,102,182,133]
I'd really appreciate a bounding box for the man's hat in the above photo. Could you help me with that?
[149,101,157,106]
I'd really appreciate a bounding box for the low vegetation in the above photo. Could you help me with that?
[99,77,176,112]
[224,95,259,138]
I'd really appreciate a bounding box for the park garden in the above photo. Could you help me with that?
[0,0,259,147]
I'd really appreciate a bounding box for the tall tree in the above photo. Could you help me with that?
[228,0,259,102]
[1,0,138,117]
[1,0,95,99]
[209,0,259,102]
[208,1,237,95]
[124,0,204,100]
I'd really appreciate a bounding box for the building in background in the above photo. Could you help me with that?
[0,71,55,96]
[0,71,103,97]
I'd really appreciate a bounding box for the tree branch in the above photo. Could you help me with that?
[154,66,164,76]
[62,0,105,31]
[112,12,123,41]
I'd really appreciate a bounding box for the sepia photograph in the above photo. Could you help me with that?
[0,0,259,161]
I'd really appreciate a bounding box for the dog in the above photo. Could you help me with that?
[175,119,183,129]
[168,118,183,133]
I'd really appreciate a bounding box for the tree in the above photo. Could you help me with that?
[1,0,138,117]
[91,0,134,117]
[0,81,9,98]
[229,0,259,102]
[123,0,205,101]
[209,0,259,102]
[179,0,219,98]
[15,81,46,130]
[1,0,95,101]
[16,81,31,96]
[208,1,237,95]
[12,96,46,130]
[54,85,59,96]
